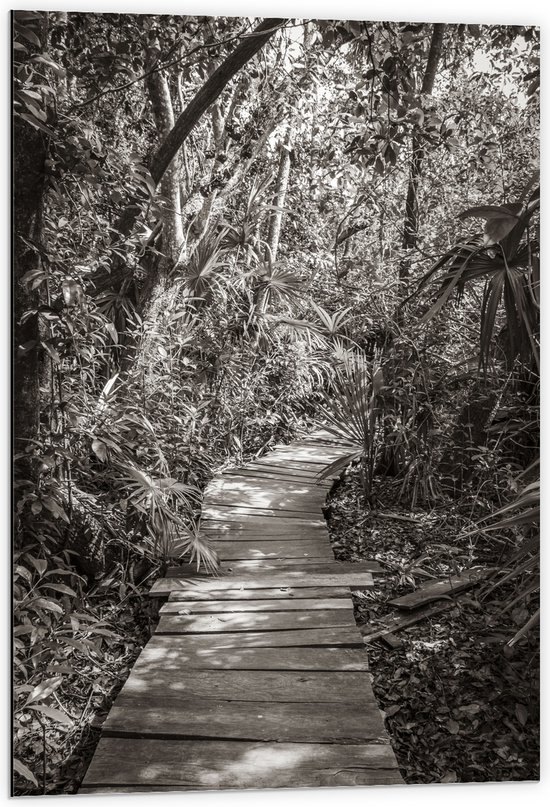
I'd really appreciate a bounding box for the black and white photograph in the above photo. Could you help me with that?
[11,2,540,798]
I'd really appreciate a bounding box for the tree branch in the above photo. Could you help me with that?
[103,18,287,298]
[150,18,287,184]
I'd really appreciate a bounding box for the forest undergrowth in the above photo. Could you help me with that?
[327,468,540,784]
[14,413,309,797]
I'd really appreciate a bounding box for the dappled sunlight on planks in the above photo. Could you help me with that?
[80,430,403,792]
[82,738,402,790]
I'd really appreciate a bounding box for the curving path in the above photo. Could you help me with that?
[80,430,404,792]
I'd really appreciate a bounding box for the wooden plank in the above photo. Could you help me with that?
[152,626,363,647]
[361,597,467,643]
[201,523,327,534]
[161,597,355,613]
[207,476,328,495]
[202,504,325,519]
[164,560,381,577]
[81,738,402,790]
[251,455,333,467]
[118,668,375,704]
[222,469,333,486]
[259,447,350,463]
[201,515,327,528]
[204,483,327,502]
[212,548,334,562]
[164,558,337,576]
[166,586,351,601]
[200,525,328,540]
[388,568,488,611]
[101,698,389,744]
[209,538,334,560]
[201,510,326,524]
[244,462,332,479]
[300,438,356,449]
[156,609,356,634]
[169,559,339,574]
[203,495,327,514]
[150,571,374,597]
[202,507,327,530]
[135,637,370,670]
[164,560,379,577]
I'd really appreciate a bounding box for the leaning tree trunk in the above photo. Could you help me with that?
[100,18,287,308]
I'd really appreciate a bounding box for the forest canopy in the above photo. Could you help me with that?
[12,11,539,795]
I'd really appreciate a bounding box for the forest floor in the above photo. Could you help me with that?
[29,581,159,795]
[327,467,540,784]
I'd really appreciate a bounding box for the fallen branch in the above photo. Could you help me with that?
[388,567,489,611]
[376,512,424,524]
[361,598,462,644]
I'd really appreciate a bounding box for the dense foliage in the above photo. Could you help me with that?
[12,11,538,794]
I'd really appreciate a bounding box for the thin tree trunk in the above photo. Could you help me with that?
[399,24,445,293]
[266,125,293,263]
[145,43,184,262]
[150,19,286,186]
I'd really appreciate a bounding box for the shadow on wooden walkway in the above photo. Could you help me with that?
[80,430,404,792]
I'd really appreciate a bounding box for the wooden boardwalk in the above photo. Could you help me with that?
[80,430,404,792]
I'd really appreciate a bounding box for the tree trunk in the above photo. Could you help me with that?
[12,14,49,478]
[145,43,185,263]
[100,17,287,301]
[150,19,286,186]
[266,125,293,263]
[398,24,445,296]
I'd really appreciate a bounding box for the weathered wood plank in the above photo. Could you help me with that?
[118,668,375,704]
[203,496,326,514]
[207,476,328,495]
[167,545,333,563]
[166,586,351,601]
[169,559,339,574]
[201,515,327,527]
[244,462,332,480]
[388,568,488,610]
[300,438,357,450]
[161,597,354,613]
[150,570,374,597]
[200,524,328,539]
[202,510,327,522]
[222,469,333,486]
[204,485,326,503]
[202,504,325,519]
[135,637,370,670]
[258,446,351,464]
[156,609,356,634]
[209,538,334,560]
[361,600,458,643]
[81,738,402,790]
[164,559,337,577]
[102,698,389,744]
[164,559,381,577]
[152,626,363,647]
[164,560,378,577]
[201,509,326,524]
